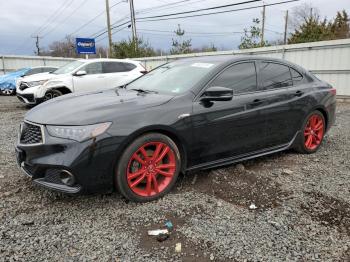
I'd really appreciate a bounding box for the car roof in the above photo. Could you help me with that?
[176,55,292,65]
[76,58,141,64]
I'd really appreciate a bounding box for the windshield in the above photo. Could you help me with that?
[53,61,84,74]
[126,61,218,94]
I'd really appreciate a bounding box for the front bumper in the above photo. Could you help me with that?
[15,123,123,194]
[16,93,40,104]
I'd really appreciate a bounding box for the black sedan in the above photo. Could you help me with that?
[15,56,336,202]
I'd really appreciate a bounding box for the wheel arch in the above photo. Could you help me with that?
[51,86,72,95]
[311,106,329,130]
[115,125,188,174]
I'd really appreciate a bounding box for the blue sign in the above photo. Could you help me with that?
[76,38,96,54]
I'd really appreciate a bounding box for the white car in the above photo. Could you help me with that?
[16,58,146,105]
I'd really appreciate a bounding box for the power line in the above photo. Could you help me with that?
[137,28,244,35]
[137,0,300,23]
[42,0,91,37]
[136,0,261,21]
[36,0,76,35]
[94,0,300,39]
[68,0,127,37]
[32,0,73,35]
[93,0,263,39]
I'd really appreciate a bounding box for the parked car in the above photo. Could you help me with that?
[0,66,57,95]
[16,58,147,105]
[15,56,336,202]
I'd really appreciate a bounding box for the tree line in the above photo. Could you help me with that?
[40,4,349,58]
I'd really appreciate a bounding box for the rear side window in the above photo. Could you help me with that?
[210,62,257,94]
[290,68,303,84]
[103,62,136,73]
[260,62,292,89]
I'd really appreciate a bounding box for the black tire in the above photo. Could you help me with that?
[1,88,15,96]
[115,133,181,202]
[44,89,62,101]
[294,110,326,154]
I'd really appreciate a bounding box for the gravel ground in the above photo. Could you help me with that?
[0,96,349,261]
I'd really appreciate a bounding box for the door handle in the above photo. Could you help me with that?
[250,99,264,106]
[294,90,304,97]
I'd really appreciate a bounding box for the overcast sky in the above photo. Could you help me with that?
[0,0,349,55]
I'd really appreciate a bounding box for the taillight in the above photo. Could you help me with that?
[329,88,336,95]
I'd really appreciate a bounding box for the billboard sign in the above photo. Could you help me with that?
[76,38,96,54]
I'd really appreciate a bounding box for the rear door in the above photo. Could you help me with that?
[73,62,107,93]
[256,61,301,147]
[103,62,140,88]
[191,61,268,166]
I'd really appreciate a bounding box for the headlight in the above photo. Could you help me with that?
[27,80,48,87]
[44,81,63,88]
[46,122,112,142]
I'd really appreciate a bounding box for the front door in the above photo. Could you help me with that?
[73,62,107,93]
[191,61,268,166]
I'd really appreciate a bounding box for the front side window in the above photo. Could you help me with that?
[260,62,292,89]
[81,62,103,75]
[53,61,84,74]
[209,62,257,94]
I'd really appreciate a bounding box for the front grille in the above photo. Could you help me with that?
[19,82,29,91]
[20,122,43,144]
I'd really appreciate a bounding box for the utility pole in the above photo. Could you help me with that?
[261,4,266,46]
[105,0,113,57]
[32,35,42,56]
[283,10,289,45]
[129,0,137,51]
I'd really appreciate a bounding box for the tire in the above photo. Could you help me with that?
[115,133,181,202]
[295,110,326,154]
[44,89,62,101]
[1,88,15,96]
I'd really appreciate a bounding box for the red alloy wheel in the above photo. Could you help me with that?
[126,142,176,197]
[304,114,324,150]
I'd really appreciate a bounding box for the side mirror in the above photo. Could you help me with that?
[200,86,233,102]
[74,70,87,76]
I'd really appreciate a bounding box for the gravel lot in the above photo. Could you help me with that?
[0,96,349,261]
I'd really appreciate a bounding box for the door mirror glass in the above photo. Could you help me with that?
[201,86,233,102]
[74,70,87,76]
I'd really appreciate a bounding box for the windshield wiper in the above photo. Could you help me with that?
[130,88,158,94]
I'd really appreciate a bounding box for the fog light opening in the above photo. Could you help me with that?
[59,170,76,186]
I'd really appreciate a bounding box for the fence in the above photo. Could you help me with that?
[0,55,74,75]
[135,39,350,97]
[1,39,349,96]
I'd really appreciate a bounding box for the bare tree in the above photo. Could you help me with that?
[289,3,320,30]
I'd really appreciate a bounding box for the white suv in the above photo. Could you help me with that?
[16,58,146,105]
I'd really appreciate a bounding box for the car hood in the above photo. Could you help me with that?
[25,88,174,125]
[21,72,57,82]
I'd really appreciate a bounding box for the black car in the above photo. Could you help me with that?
[15,56,336,202]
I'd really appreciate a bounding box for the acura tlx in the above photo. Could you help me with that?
[15,56,336,202]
